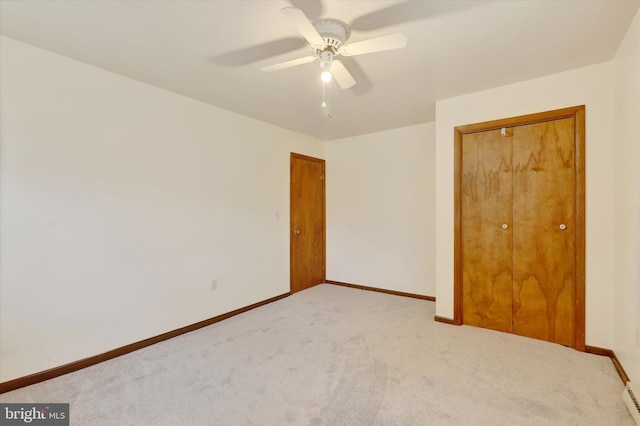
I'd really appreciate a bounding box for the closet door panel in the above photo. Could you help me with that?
[461,129,513,332]
[511,119,575,346]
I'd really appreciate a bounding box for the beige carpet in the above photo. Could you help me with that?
[0,284,632,425]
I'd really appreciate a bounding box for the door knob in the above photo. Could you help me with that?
[502,223,509,229]
[293,229,301,235]
[559,224,567,230]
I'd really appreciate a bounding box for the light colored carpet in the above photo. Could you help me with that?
[0,284,632,425]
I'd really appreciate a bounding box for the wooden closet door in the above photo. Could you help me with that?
[511,119,575,346]
[454,106,585,350]
[461,129,513,333]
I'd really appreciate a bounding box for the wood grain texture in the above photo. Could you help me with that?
[454,105,585,135]
[511,118,575,346]
[573,108,586,351]
[290,153,326,293]
[454,105,585,349]
[453,129,463,325]
[461,129,513,333]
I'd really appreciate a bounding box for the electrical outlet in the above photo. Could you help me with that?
[211,280,217,291]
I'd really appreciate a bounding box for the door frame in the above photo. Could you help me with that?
[452,105,586,350]
[290,152,326,293]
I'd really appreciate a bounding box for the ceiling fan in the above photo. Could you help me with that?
[261,7,407,89]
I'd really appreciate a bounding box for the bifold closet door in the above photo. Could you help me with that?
[511,118,575,346]
[461,118,576,346]
[461,128,513,333]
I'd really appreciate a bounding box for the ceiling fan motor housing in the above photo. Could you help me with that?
[312,18,350,53]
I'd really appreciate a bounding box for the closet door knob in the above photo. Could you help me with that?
[502,224,509,229]
[559,224,567,230]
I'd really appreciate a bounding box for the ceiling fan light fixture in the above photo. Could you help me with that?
[264,7,407,113]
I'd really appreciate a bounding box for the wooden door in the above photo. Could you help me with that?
[455,106,585,350]
[511,119,575,346]
[290,153,325,293]
[461,128,513,333]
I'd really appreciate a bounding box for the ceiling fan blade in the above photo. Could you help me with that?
[340,32,407,57]
[261,55,317,72]
[288,0,324,20]
[338,57,373,96]
[281,7,325,47]
[330,60,356,89]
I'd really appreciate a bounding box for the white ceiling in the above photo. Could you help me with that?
[1,0,638,141]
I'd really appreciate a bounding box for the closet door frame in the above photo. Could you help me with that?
[452,105,586,351]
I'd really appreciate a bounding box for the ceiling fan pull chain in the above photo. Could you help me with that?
[262,7,406,114]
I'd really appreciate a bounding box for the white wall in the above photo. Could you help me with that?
[326,123,435,296]
[3,15,638,384]
[435,62,616,348]
[0,36,324,382]
[612,9,640,383]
